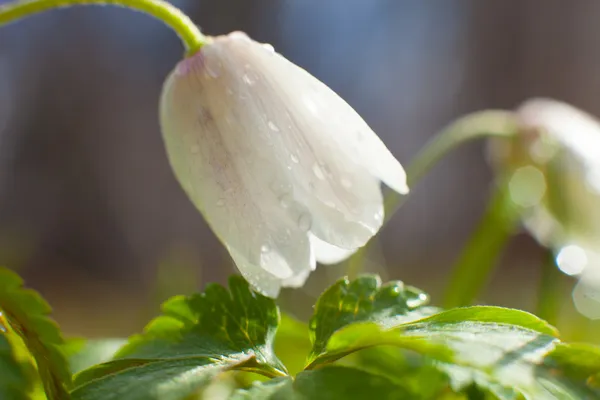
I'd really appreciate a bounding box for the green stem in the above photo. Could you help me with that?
[384,110,519,222]
[536,251,562,326]
[0,0,207,56]
[443,181,520,308]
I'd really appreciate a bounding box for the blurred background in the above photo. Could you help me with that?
[0,0,599,340]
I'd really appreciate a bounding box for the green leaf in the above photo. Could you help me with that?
[307,276,600,398]
[71,356,247,400]
[308,275,438,366]
[231,366,413,399]
[535,342,600,398]
[350,346,451,399]
[0,267,71,399]
[0,333,32,400]
[72,276,287,399]
[322,306,598,398]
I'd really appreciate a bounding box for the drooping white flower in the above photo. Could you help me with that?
[489,98,600,318]
[160,32,408,297]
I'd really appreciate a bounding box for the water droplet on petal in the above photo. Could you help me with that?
[341,177,352,188]
[279,193,293,209]
[298,213,312,231]
[262,43,275,53]
[268,121,280,132]
[374,210,384,221]
[304,97,319,115]
[191,145,200,154]
[243,73,256,85]
[216,199,226,207]
[261,244,271,253]
[229,31,250,41]
[313,163,325,180]
[290,154,299,163]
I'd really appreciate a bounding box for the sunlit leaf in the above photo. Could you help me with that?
[307,276,600,398]
[0,267,71,399]
[71,276,287,399]
[71,356,247,400]
[308,275,438,366]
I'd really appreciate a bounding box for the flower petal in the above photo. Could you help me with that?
[200,33,389,249]
[309,234,359,265]
[160,50,315,296]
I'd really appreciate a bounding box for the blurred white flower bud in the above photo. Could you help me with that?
[159,32,408,297]
[489,98,600,318]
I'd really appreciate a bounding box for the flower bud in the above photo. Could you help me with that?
[159,32,408,297]
[489,98,600,317]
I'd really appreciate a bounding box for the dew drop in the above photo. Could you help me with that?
[324,200,337,208]
[229,31,251,42]
[406,293,428,308]
[242,72,256,85]
[298,213,312,231]
[268,121,280,132]
[312,163,325,180]
[290,154,299,163]
[261,244,271,254]
[262,43,275,53]
[191,145,200,154]
[279,193,293,209]
[374,210,384,221]
[303,97,319,115]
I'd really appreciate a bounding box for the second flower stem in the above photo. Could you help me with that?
[442,180,520,308]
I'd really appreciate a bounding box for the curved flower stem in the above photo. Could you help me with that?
[0,0,207,56]
[384,110,519,222]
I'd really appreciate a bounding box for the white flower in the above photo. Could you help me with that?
[489,98,600,318]
[159,32,408,297]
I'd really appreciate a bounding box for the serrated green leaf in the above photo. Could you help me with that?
[231,366,413,399]
[0,267,71,399]
[0,333,32,400]
[308,275,439,365]
[307,276,600,398]
[71,356,248,400]
[320,306,598,398]
[115,276,284,373]
[71,276,287,399]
